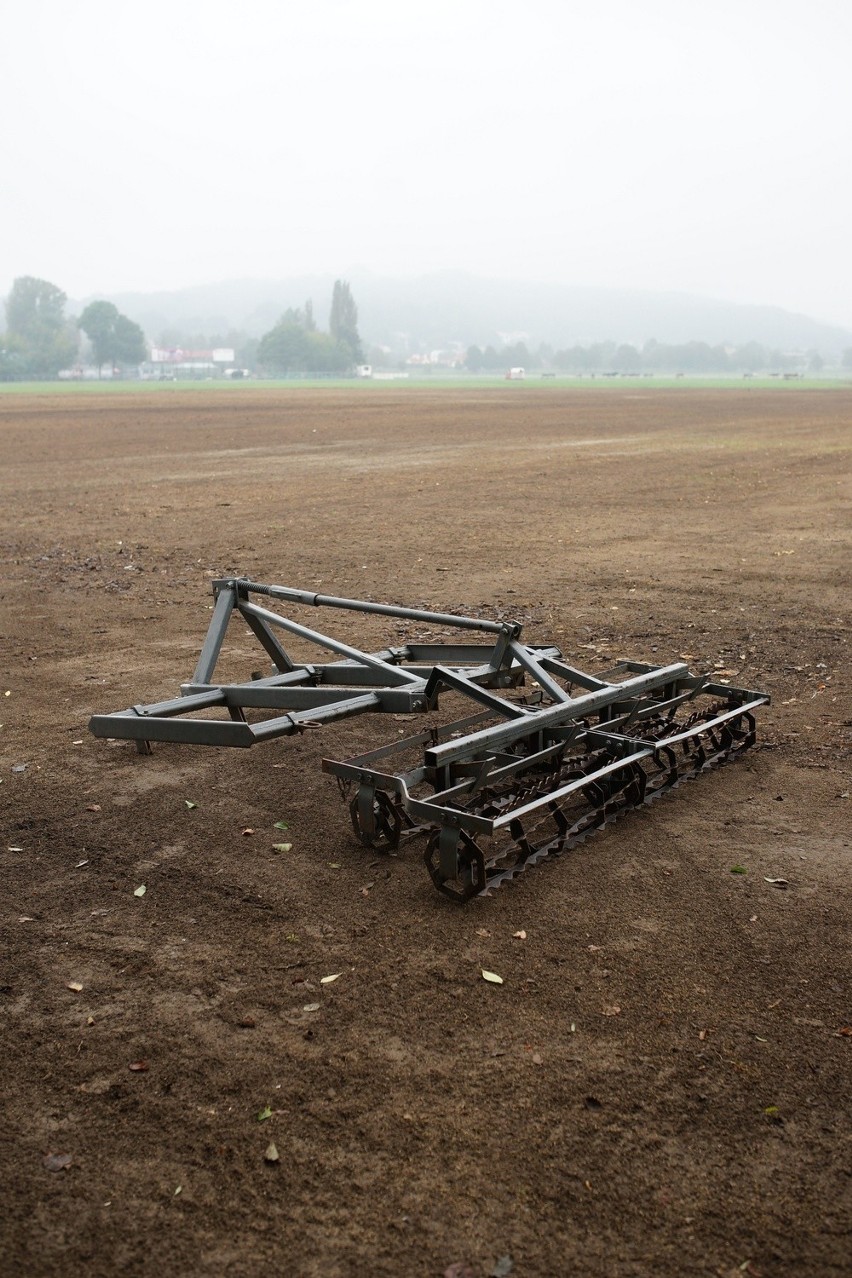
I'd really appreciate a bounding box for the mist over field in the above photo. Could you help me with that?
[1,0,850,350]
[73,273,852,359]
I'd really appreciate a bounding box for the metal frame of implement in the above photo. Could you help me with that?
[89,578,769,901]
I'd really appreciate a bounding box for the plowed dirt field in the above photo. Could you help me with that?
[1,387,849,1277]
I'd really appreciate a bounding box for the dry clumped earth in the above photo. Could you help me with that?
[0,386,850,1277]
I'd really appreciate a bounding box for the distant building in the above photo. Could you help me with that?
[148,346,236,379]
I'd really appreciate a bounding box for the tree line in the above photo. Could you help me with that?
[256,281,364,374]
[466,338,836,375]
[0,276,146,379]
[0,276,365,380]
[3,273,849,379]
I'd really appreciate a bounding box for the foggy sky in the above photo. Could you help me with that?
[2,0,850,326]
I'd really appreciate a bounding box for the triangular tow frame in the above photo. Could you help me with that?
[88,577,561,751]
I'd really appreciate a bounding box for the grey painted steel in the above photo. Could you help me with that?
[192,585,236,685]
[90,579,534,747]
[507,640,573,703]
[423,663,690,769]
[223,579,517,635]
[238,606,297,672]
[89,713,255,747]
[423,666,533,719]
[239,600,425,688]
[89,575,770,902]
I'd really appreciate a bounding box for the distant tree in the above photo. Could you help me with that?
[735,341,766,373]
[257,317,351,374]
[465,344,485,371]
[279,306,305,328]
[586,341,617,371]
[329,280,363,364]
[78,300,146,374]
[807,349,824,373]
[257,320,310,372]
[641,339,664,372]
[276,301,317,334]
[305,330,352,372]
[502,341,533,369]
[552,345,586,372]
[842,347,852,370]
[614,343,641,372]
[4,276,77,377]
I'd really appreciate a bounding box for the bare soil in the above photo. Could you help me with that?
[1,387,850,1278]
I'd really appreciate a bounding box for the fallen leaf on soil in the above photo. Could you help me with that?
[302,1003,321,1012]
[274,821,289,830]
[764,877,789,888]
[184,800,197,809]
[328,862,341,868]
[173,1185,182,1196]
[730,865,747,874]
[491,1258,514,1278]
[320,973,341,985]
[43,1153,72,1172]
[587,944,603,952]
[264,1142,280,1163]
[481,970,504,985]
[128,1060,149,1072]
[133,884,146,896]
[602,1005,622,1016]
[85,804,101,812]
[698,1029,708,1041]
[475,927,490,937]
[272,843,292,852]
[18,915,34,922]
[66,981,83,992]
[512,930,527,940]
[834,1026,852,1037]
[749,914,758,922]
[257,1106,273,1122]
[241,827,254,836]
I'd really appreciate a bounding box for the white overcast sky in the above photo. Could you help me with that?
[1,0,850,325]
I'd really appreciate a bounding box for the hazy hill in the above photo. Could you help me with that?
[69,272,852,356]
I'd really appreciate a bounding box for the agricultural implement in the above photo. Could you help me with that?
[89,578,769,901]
